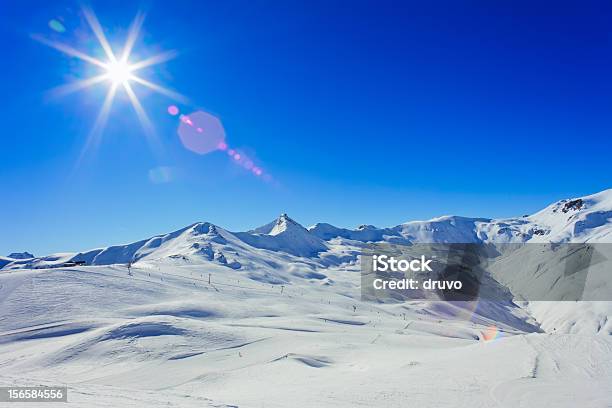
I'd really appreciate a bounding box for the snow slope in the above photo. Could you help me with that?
[1,189,611,407]
[0,260,609,407]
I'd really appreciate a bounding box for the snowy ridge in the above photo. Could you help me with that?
[3,189,612,270]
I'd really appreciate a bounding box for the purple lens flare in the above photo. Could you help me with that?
[177,110,226,155]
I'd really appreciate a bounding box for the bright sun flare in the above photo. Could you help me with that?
[105,60,133,85]
[33,6,186,160]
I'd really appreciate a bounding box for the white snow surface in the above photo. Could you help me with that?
[1,189,612,407]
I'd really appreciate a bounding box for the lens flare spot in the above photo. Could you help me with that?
[234,153,241,160]
[480,326,502,342]
[217,141,227,151]
[179,114,193,126]
[177,110,226,155]
[167,105,179,116]
[148,166,174,184]
[49,19,66,33]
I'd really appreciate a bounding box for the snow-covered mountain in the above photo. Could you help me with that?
[237,213,328,257]
[311,189,612,245]
[7,252,34,259]
[3,189,611,271]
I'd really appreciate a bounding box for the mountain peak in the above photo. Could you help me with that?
[8,252,34,259]
[191,222,219,235]
[277,213,297,223]
[270,213,303,235]
[236,214,327,257]
[251,213,303,235]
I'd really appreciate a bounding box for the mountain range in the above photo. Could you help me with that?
[3,189,611,271]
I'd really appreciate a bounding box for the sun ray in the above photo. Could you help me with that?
[48,74,110,98]
[82,6,117,63]
[88,82,118,145]
[121,12,146,63]
[123,81,164,155]
[31,34,107,68]
[123,82,154,136]
[129,50,178,71]
[76,82,118,167]
[130,75,188,103]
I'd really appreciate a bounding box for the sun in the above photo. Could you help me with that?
[105,60,133,85]
[32,6,187,160]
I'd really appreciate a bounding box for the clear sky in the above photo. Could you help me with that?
[1,0,611,256]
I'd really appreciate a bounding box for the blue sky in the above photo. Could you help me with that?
[1,0,611,255]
